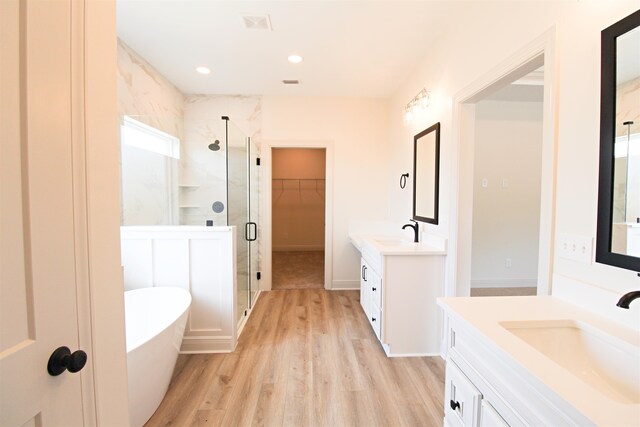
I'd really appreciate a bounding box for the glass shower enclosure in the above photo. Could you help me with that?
[225,118,260,327]
[119,115,260,330]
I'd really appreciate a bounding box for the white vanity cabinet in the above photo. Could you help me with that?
[443,357,510,427]
[438,296,640,427]
[360,257,382,340]
[357,238,446,357]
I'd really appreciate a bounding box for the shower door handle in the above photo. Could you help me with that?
[245,222,257,241]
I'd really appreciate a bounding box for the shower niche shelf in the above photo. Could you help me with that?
[178,184,200,188]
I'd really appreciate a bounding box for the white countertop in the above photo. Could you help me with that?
[438,296,640,426]
[349,233,447,256]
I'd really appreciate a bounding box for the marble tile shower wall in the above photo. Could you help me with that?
[117,39,184,139]
[117,39,262,233]
[182,95,262,227]
[117,39,185,225]
[616,76,640,137]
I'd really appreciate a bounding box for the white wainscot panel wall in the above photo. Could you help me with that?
[120,226,237,353]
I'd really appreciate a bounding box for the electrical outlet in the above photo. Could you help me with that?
[505,258,512,268]
[558,233,593,264]
[481,178,488,188]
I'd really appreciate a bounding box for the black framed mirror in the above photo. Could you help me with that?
[596,9,640,272]
[413,122,440,224]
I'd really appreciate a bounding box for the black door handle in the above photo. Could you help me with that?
[48,346,87,376]
[450,400,460,411]
[246,222,257,241]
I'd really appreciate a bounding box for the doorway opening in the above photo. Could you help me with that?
[449,29,557,299]
[469,69,544,297]
[271,148,326,290]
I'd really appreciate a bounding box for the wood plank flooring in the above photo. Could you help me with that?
[146,289,445,427]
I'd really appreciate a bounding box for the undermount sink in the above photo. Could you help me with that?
[374,238,413,246]
[500,319,640,404]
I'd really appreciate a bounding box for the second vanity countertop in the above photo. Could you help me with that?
[349,233,447,256]
[438,296,640,427]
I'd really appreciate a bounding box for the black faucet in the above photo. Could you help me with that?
[402,219,419,243]
[616,291,640,309]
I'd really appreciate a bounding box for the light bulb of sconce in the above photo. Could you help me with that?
[404,107,413,124]
[420,91,431,109]
[411,100,422,116]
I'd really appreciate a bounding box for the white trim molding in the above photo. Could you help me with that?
[448,27,558,299]
[261,140,334,290]
[470,279,538,289]
[330,280,360,290]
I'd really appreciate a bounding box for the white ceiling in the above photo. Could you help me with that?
[116,1,469,97]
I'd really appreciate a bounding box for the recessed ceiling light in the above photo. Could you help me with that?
[288,55,303,64]
[196,66,211,75]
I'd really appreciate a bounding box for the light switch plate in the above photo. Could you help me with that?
[558,233,593,264]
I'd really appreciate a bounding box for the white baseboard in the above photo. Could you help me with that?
[273,245,324,252]
[180,336,234,353]
[330,279,360,290]
[470,278,537,288]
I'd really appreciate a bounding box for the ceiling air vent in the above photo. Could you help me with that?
[282,80,300,85]
[241,14,272,30]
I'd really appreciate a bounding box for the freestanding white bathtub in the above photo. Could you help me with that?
[125,287,192,427]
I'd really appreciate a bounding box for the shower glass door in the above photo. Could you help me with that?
[226,120,250,325]
[249,137,260,307]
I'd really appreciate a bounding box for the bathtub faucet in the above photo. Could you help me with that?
[616,290,640,309]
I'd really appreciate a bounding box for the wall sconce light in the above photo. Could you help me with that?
[403,88,430,125]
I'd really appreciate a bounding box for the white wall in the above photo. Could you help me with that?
[386,1,640,322]
[471,100,543,288]
[262,96,390,287]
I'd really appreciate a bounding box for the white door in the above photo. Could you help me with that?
[1,0,87,425]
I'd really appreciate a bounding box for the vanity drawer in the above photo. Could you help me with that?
[480,401,509,427]
[368,302,381,340]
[445,359,482,427]
[369,272,382,309]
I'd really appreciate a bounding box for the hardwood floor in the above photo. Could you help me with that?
[146,289,445,427]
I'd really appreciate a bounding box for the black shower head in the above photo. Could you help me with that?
[208,140,221,151]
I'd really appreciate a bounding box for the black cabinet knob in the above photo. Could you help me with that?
[47,346,87,376]
[372,287,377,291]
[371,317,376,322]
[450,400,461,411]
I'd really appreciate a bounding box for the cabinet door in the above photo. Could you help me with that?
[479,401,509,427]
[369,302,382,340]
[444,360,482,427]
[369,268,382,310]
[360,258,370,316]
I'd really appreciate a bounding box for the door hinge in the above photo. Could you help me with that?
[257,271,261,280]
[256,157,261,166]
